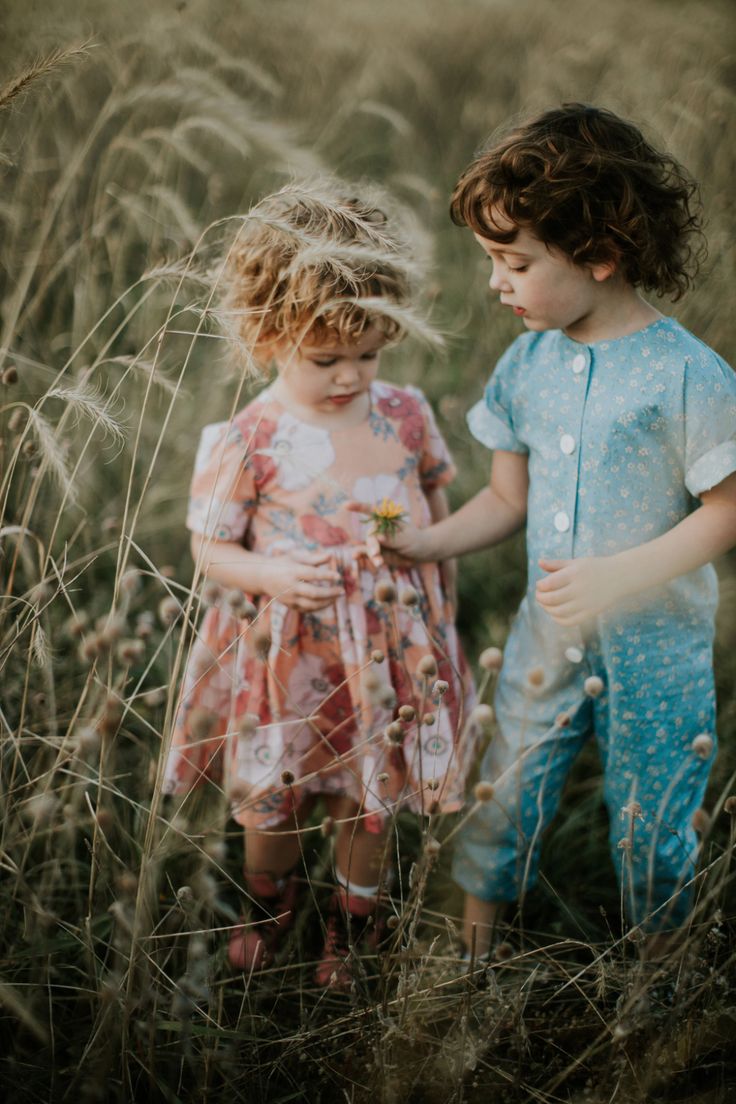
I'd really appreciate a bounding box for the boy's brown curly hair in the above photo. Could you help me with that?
[450,103,705,299]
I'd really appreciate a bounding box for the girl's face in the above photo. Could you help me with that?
[474,213,615,342]
[272,326,384,420]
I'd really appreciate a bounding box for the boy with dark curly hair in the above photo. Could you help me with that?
[361,103,736,958]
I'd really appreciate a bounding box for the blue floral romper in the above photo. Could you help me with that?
[452,317,736,929]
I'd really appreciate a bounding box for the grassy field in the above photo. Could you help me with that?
[1,1,735,1100]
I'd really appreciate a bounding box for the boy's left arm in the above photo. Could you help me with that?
[426,486,457,609]
[536,472,736,626]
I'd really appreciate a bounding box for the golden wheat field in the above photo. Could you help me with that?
[1,0,736,1101]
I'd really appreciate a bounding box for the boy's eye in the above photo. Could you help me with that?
[312,358,338,367]
[509,264,528,273]
[360,351,379,361]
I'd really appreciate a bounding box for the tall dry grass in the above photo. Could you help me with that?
[1,3,735,1101]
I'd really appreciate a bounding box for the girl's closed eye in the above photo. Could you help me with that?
[311,357,338,367]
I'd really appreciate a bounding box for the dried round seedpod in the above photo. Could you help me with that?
[479,646,503,671]
[385,721,404,744]
[417,654,438,679]
[371,649,385,664]
[398,704,416,723]
[375,581,397,604]
[158,596,180,626]
[583,675,604,699]
[399,585,419,607]
[473,781,495,802]
[2,365,19,385]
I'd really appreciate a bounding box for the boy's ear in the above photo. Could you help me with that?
[590,254,618,282]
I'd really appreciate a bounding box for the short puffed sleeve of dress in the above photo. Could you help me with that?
[186,420,256,542]
[466,336,529,454]
[683,343,736,497]
[405,385,457,491]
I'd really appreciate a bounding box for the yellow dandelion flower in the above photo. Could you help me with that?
[371,496,406,537]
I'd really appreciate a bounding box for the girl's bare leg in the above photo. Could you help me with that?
[325,794,388,890]
[463,893,505,959]
[244,798,315,879]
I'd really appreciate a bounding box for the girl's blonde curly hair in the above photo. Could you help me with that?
[221,180,419,367]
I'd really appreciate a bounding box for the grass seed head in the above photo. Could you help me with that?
[281,769,295,785]
[469,703,494,729]
[399,584,419,606]
[692,807,711,835]
[724,795,736,816]
[375,580,397,604]
[238,712,259,737]
[117,638,145,664]
[158,596,181,625]
[202,580,223,605]
[584,675,605,698]
[432,679,449,697]
[189,707,217,740]
[119,568,141,595]
[399,704,416,722]
[473,781,495,802]
[417,654,438,679]
[422,712,435,726]
[2,364,19,384]
[253,627,272,660]
[371,649,385,664]
[692,733,714,759]
[385,721,404,744]
[479,646,503,671]
[377,771,389,783]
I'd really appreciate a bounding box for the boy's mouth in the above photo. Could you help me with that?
[328,392,358,405]
[512,306,526,316]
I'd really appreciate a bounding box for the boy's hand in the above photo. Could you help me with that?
[345,501,430,565]
[262,551,343,611]
[536,556,629,625]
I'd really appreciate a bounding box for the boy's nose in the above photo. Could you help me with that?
[489,267,510,292]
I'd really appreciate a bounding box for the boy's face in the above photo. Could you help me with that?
[474,211,613,341]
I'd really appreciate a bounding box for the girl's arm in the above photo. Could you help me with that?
[190,533,343,612]
[536,471,736,625]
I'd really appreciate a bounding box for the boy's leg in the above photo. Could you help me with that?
[462,894,504,960]
[595,617,717,937]
[452,677,593,932]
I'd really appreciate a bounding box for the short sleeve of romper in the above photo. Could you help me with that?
[404,385,457,491]
[466,337,530,454]
[186,419,257,543]
[683,344,736,496]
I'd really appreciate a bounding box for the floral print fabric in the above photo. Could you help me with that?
[164,381,476,831]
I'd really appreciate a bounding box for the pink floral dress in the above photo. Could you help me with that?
[163,380,476,832]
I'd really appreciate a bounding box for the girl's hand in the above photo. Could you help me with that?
[345,501,431,565]
[535,556,629,625]
[262,551,343,611]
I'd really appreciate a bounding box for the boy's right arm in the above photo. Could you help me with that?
[190,533,343,612]
[354,450,529,564]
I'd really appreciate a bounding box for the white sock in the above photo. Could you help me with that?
[335,867,380,899]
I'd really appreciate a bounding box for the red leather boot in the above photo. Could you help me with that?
[228,871,299,972]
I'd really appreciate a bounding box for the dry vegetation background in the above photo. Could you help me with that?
[1,0,736,1101]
